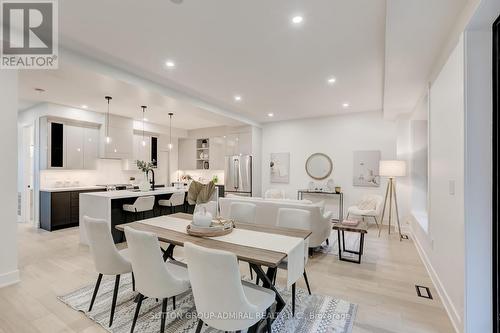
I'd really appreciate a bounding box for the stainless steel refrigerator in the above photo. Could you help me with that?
[224,155,252,196]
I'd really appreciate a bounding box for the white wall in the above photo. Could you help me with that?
[463,28,493,333]
[0,71,20,287]
[411,36,465,332]
[261,111,399,217]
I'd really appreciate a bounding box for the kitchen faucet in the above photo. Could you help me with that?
[147,169,155,190]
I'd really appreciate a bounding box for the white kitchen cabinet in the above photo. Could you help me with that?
[83,127,99,169]
[104,126,133,159]
[133,134,151,163]
[225,134,238,156]
[65,124,84,169]
[178,138,197,170]
[209,136,226,170]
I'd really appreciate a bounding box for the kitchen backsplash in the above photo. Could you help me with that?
[40,159,143,188]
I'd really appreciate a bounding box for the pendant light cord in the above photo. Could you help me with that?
[105,96,112,141]
[168,112,174,149]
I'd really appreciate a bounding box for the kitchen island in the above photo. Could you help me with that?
[79,187,188,244]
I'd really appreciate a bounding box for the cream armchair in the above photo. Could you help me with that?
[346,194,383,230]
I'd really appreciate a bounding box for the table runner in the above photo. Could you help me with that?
[140,216,305,287]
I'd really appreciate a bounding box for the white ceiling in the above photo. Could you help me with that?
[19,64,245,129]
[383,0,469,118]
[56,0,387,123]
[19,0,472,124]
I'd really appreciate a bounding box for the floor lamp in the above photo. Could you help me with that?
[378,160,406,241]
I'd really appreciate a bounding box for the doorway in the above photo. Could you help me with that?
[493,13,499,333]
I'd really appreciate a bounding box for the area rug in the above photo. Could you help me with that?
[58,273,357,333]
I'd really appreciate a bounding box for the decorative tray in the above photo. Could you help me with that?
[186,219,234,237]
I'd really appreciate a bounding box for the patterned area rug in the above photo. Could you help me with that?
[58,273,357,333]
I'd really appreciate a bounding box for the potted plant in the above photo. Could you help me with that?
[212,175,219,184]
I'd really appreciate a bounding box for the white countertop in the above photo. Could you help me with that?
[40,185,106,192]
[80,187,188,199]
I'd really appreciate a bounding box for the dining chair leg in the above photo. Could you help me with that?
[195,319,204,333]
[160,298,168,333]
[131,293,144,333]
[292,283,296,317]
[172,295,176,310]
[248,263,253,280]
[266,307,272,332]
[132,272,135,292]
[303,270,312,295]
[109,274,121,327]
[326,238,330,246]
[88,273,103,312]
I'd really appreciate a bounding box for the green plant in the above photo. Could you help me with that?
[212,175,219,184]
[136,160,154,173]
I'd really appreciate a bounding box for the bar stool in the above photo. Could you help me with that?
[158,191,185,215]
[123,196,155,222]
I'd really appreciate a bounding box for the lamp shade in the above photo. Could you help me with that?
[379,160,406,177]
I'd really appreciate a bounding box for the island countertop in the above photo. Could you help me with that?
[80,187,187,199]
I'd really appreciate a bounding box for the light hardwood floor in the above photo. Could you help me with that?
[0,223,454,333]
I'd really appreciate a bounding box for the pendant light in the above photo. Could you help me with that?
[104,96,112,144]
[168,112,174,150]
[141,106,147,147]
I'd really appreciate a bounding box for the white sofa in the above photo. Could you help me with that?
[219,196,332,248]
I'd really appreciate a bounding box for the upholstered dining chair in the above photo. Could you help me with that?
[184,242,275,333]
[229,201,257,279]
[124,227,191,333]
[83,216,133,327]
[229,202,256,223]
[275,208,312,317]
[346,194,383,231]
[158,191,186,214]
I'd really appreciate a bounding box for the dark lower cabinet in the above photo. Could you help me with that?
[40,189,105,231]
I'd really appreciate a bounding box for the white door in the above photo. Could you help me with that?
[20,125,34,223]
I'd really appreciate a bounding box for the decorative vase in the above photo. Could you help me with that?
[139,173,151,191]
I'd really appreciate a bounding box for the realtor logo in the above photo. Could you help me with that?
[1,0,58,69]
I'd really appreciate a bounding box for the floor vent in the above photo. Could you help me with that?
[415,285,433,299]
[401,234,409,240]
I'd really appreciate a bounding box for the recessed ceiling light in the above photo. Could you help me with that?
[234,95,242,102]
[81,104,88,109]
[292,16,303,24]
[165,60,175,68]
[342,102,350,108]
[267,113,274,117]
[327,77,336,85]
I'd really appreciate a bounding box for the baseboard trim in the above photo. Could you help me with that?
[409,222,462,333]
[0,269,20,288]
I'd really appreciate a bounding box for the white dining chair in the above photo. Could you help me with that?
[275,208,312,317]
[123,196,155,221]
[229,201,258,279]
[229,202,256,223]
[193,200,218,217]
[158,191,185,214]
[184,242,275,333]
[124,226,191,333]
[83,216,133,327]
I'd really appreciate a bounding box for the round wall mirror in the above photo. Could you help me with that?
[305,153,333,180]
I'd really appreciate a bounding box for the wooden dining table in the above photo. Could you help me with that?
[115,212,311,320]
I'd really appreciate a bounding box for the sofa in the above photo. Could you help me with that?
[219,196,332,248]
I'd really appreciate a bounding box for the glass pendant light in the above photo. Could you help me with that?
[168,112,174,150]
[141,106,147,147]
[104,96,112,144]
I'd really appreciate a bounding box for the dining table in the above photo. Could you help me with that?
[115,212,311,325]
